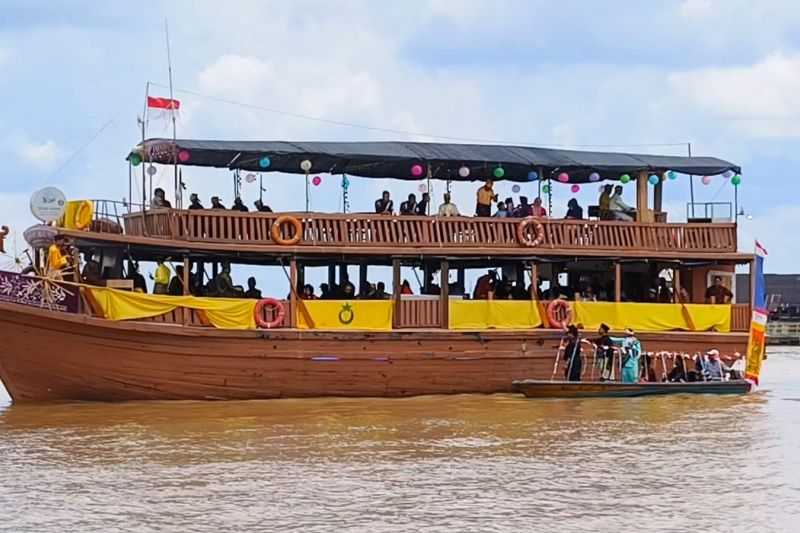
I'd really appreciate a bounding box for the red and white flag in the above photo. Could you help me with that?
[147,96,181,110]
[146,96,181,132]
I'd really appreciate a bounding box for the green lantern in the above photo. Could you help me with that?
[620,173,631,184]
[542,184,550,194]
[493,166,505,179]
[731,174,742,186]
[130,152,142,166]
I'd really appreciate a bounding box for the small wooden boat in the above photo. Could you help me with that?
[512,379,752,399]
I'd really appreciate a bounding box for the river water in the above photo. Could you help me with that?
[0,348,798,533]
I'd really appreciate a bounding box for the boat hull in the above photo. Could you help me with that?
[0,301,749,403]
[512,379,752,398]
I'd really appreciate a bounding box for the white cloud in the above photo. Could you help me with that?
[737,205,799,273]
[679,0,714,19]
[17,140,61,171]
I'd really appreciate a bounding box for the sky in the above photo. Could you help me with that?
[1,0,799,287]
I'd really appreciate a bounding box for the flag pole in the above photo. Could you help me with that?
[165,19,179,209]
[142,81,150,212]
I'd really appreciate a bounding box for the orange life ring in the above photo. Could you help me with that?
[74,200,94,230]
[254,298,285,329]
[271,215,302,245]
[547,299,572,329]
[516,217,545,247]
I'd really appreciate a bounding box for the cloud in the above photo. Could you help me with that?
[737,205,799,273]
[16,140,61,171]
[679,0,714,19]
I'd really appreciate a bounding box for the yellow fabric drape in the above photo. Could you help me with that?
[571,302,731,332]
[297,300,393,331]
[449,300,543,330]
[89,287,257,330]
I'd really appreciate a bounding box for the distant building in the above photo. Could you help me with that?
[737,273,800,320]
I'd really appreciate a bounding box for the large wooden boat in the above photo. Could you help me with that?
[0,138,757,402]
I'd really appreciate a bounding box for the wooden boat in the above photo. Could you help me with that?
[512,379,752,398]
[0,137,759,402]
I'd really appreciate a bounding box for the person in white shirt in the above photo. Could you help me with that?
[609,185,635,221]
[438,193,460,217]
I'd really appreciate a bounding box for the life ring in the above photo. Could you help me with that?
[254,298,285,329]
[270,215,302,245]
[74,200,94,230]
[516,217,545,247]
[547,299,572,329]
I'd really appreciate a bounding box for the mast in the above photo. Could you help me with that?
[688,142,695,219]
[165,19,179,208]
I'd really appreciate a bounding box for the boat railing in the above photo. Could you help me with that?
[118,209,738,253]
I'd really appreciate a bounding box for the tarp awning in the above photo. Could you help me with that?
[131,138,741,183]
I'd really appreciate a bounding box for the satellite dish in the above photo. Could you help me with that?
[30,187,66,223]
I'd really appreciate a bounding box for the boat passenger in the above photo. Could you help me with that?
[676,286,691,303]
[494,277,512,299]
[232,197,249,212]
[81,251,103,286]
[211,262,243,297]
[358,282,377,299]
[126,260,147,293]
[338,274,356,299]
[531,197,547,217]
[152,258,171,294]
[151,187,172,209]
[657,278,672,303]
[493,201,509,218]
[319,283,333,299]
[188,193,204,210]
[375,282,391,300]
[244,277,262,299]
[612,328,642,383]
[579,286,597,302]
[476,180,497,217]
[302,284,318,300]
[210,196,226,210]
[415,192,430,215]
[598,184,613,220]
[473,270,497,300]
[47,235,69,274]
[400,194,417,215]
[504,197,515,215]
[705,276,733,304]
[565,198,583,220]
[400,279,414,295]
[593,323,614,380]
[701,349,728,381]
[253,199,273,212]
[437,193,460,217]
[515,196,533,218]
[168,265,185,296]
[562,325,582,382]
[375,191,394,215]
[667,354,689,382]
[609,185,635,221]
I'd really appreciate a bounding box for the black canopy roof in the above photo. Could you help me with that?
[132,138,740,183]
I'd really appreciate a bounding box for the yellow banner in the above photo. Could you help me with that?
[297,300,393,331]
[571,302,731,332]
[449,300,543,330]
[89,287,257,330]
[745,310,768,384]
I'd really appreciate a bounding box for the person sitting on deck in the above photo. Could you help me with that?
[232,197,249,212]
[562,325,583,382]
[700,349,729,381]
[151,258,171,294]
[244,277,262,299]
[438,193,460,217]
[81,251,103,286]
[400,193,417,215]
[253,199,273,212]
[301,284,317,300]
[515,196,533,218]
[416,192,430,215]
[319,283,333,299]
[473,270,497,300]
[375,191,394,214]
[705,276,733,304]
[375,281,391,299]
[168,265,185,296]
[210,196,226,210]
[126,260,147,293]
[476,180,497,217]
[504,197,515,216]
[150,187,172,209]
[358,281,377,299]
[612,328,642,383]
[531,197,547,217]
[400,279,414,295]
[609,185,635,221]
[188,193,204,210]
[667,354,689,382]
[210,262,244,297]
[338,274,356,299]
[598,184,613,220]
[657,278,673,303]
[565,198,583,220]
[493,201,509,218]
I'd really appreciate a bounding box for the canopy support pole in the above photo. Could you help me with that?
[305,172,310,212]
[289,258,298,328]
[615,262,622,303]
[439,259,449,329]
[392,258,401,329]
[688,142,695,219]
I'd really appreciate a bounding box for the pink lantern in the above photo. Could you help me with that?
[557,172,569,183]
[418,183,427,193]
[178,150,190,162]
[571,184,580,193]
[312,176,322,186]
[411,164,424,177]
[701,175,712,186]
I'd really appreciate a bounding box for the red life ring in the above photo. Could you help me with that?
[546,299,572,329]
[254,298,285,329]
[271,215,302,245]
[516,217,546,247]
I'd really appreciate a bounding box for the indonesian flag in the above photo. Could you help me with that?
[147,96,181,110]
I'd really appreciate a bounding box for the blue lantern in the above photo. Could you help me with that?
[648,174,659,186]
[667,170,677,181]
[259,156,271,169]
[527,170,538,181]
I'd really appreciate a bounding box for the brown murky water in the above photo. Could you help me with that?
[0,349,798,533]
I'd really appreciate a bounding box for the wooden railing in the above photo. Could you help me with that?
[730,303,751,332]
[397,298,441,329]
[121,210,738,253]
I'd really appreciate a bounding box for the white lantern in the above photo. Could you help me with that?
[458,166,470,178]
[300,159,312,172]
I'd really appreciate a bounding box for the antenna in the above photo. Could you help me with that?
[165,19,180,208]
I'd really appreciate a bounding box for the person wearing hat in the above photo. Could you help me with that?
[610,327,642,383]
[593,323,615,380]
[254,199,272,212]
[562,324,583,381]
[232,197,249,212]
[210,196,226,210]
[188,194,204,210]
[701,349,728,381]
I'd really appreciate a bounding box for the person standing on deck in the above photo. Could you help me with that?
[531,197,547,217]
[593,323,614,380]
[400,194,417,215]
[152,258,171,294]
[415,192,430,215]
[562,325,583,382]
[611,328,642,383]
[475,180,497,217]
[375,191,394,214]
[47,234,69,275]
[167,265,185,296]
[493,201,509,217]
[609,185,635,221]
[438,193,460,216]
[598,184,613,219]
[188,193,204,210]
[705,276,733,304]
[232,197,249,212]
[210,196,226,210]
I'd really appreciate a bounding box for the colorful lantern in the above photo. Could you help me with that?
[259,156,271,169]
[411,164,424,177]
[731,175,742,186]
[571,184,580,193]
[667,171,677,180]
[146,165,157,176]
[620,174,631,184]
[649,174,660,186]
[312,176,322,186]
[493,166,505,179]
[300,159,312,172]
[527,170,539,181]
[178,150,190,162]
[542,184,550,194]
[701,175,712,186]
[557,172,569,183]
[129,153,142,166]
[245,173,257,183]
[458,166,470,178]
[588,172,600,182]
[418,183,427,193]
[511,184,521,193]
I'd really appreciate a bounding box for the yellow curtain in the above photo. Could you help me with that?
[449,300,543,330]
[89,287,257,330]
[297,300,393,331]
[571,302,730,333]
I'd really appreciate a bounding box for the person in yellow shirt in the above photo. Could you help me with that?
[598,184,613,220]
[47,235,69,277]
[152,258,171,294]
[475,180,497,217]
